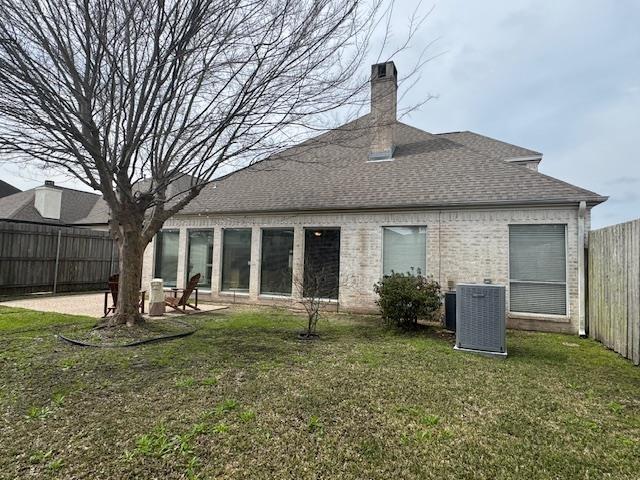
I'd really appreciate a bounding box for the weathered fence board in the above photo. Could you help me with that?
[588,218,640,365]
[0,220,117,295]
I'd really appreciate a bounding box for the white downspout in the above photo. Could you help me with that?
[578,201,586,337]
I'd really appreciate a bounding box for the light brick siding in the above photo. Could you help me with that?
[142,205,589,334]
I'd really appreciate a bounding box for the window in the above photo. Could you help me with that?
[187,230,214,290]
[509,224,567,315]
[303,228,340,299]
[221,229,251,292]
[260,229,294,296]
[154,230,179,287]
[383,226,427,276]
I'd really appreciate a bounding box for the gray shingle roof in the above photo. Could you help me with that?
[436,131,542,159]
[0,185,108,225]
[182,116,606,215]
[0,179,20,198]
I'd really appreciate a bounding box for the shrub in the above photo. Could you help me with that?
[373,271,441,329]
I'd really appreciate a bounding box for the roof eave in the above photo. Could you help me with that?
[505,155,543,163]
[179,197,609,217]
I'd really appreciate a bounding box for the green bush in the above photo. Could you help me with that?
[373,272,441,329]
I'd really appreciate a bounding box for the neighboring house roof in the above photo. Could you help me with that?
[0,184,109,225]
[435,131,542,160]
[182,116,606,215]
[74,196,110,225]
[0,179,20,198]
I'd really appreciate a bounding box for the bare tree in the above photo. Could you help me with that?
[0,0,431,326]
[293,267,339,339]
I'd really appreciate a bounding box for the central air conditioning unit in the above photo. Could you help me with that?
[454,283,507,357]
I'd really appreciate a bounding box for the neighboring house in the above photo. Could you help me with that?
[142,61,607,334]
[0,179,20,198]
[0,180,109,229]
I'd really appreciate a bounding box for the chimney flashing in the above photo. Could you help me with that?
[367,147,395,162]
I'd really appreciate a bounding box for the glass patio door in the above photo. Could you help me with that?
[154,230,179,287]
[303,228,340,299]
[187,230,214,289]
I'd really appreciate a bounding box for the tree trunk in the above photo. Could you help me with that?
[107,227,147,327]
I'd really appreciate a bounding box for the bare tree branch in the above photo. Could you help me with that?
[0,0,432,325]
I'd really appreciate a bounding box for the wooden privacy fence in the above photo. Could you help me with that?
[0,220,117,295]
[588,218,640,365]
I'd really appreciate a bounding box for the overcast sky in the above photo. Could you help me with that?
[2,0,638,228]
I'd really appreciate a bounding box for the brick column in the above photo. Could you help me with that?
[249,226,261,300]
[210,226,222,295]
[176,227,188,289]
[291,226,304,299]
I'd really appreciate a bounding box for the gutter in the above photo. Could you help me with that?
[181,197,608,218]
[578,200,587,337]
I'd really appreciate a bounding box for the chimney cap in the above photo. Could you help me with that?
[371,61,397,81]
[44,180,55,187]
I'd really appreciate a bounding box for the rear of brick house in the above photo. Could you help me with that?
[142,61,607,335]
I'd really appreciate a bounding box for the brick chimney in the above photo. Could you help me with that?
[34,180,62,220]
[368,61,397,161]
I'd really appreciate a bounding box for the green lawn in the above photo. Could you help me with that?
[1,305,639,479]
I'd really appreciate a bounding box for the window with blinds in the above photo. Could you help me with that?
[509,224,567,315]
[383,226,427,276]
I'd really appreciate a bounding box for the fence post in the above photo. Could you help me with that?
[53,229,62,294]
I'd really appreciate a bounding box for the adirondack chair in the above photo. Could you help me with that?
[165,273,201,312]
[102,273,146,317]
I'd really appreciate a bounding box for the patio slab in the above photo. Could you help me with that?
[0,293,228,319]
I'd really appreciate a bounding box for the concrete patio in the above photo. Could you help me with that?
[0,292,228,319]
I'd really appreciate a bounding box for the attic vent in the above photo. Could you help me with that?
[377,64,386,78]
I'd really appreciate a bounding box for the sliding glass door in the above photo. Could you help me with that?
[260,229,294,296]
[303,228,340,299]
[221,229,252,292]
[187,230,214,289]
[154,230,179,287]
